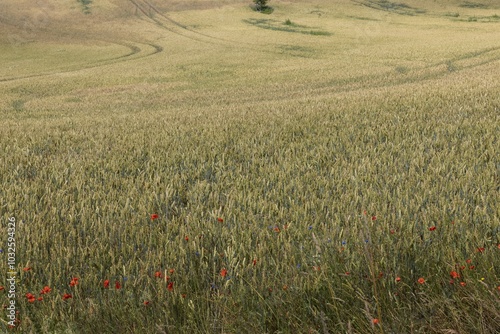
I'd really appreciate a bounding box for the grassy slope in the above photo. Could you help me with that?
[0,0,499,333]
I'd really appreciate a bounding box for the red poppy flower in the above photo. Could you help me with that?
[363,210,367,215]
[469,266,475,270]
[450,280,454,284]
[143,301,150,306]
[23,267,31,272]
[429,226,436,231]
[460,282,466,287]
[477,247,485,253]
[0,286,4,291]
[37,297,43,301]
[154,271,163,278]
[418,277,425,284]
[184,236,189,242]
[217,217,223,222]
[167,282,174,291]
[450,271,459,279]
[497,244,500,249]
[371,216,377,221]
[252,259,257,266]
[466,259,472,264]
[103,279,110,288]
[497,286,500,291]
[390,229,396,234]
[151,214,159,220]
[26,293,35,302]
[181,294,187,298]
[220,268,228,278]
[115,281,121,290]
[40,286,51,294]
[62,293,72,300]
[372,318,379,325]
[169,269,175,274]
[273,227,280,233]
[69,278,78,287]
[395,277,401,282]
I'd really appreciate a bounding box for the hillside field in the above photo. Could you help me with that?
[0,0,499,333]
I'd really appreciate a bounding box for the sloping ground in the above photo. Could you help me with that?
[0,0,164,81]
[351,0,500,19]
[133,0,248,12]
[1,0,499,86]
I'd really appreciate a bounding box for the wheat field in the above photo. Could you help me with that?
[0,0,499,333]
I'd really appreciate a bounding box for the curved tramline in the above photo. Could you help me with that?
[142,0,262,47]
[128,0,295,56]
[303,45,500,99]
[0,39,163,83]
[127,0,210,44]
[126,0,299,67]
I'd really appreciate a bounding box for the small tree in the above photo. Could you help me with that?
[253,0,270,11]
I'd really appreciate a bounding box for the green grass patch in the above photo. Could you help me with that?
[244,18,331,36]
[394,65,409,74]
[347,15,382,21]
[459,2,488,9]
[276,44,316,58]
[11,99,25,111]
[456,14,500,22]
[353,0,426,16]
[77,0,92,14]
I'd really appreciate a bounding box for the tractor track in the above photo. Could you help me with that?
[0,39,163,83]
[128,0,209,44]
[128,0,287,54]
[278,45,500,101]
[142,0,255,47]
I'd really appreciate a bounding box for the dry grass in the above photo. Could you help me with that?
[0,0,499,333]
